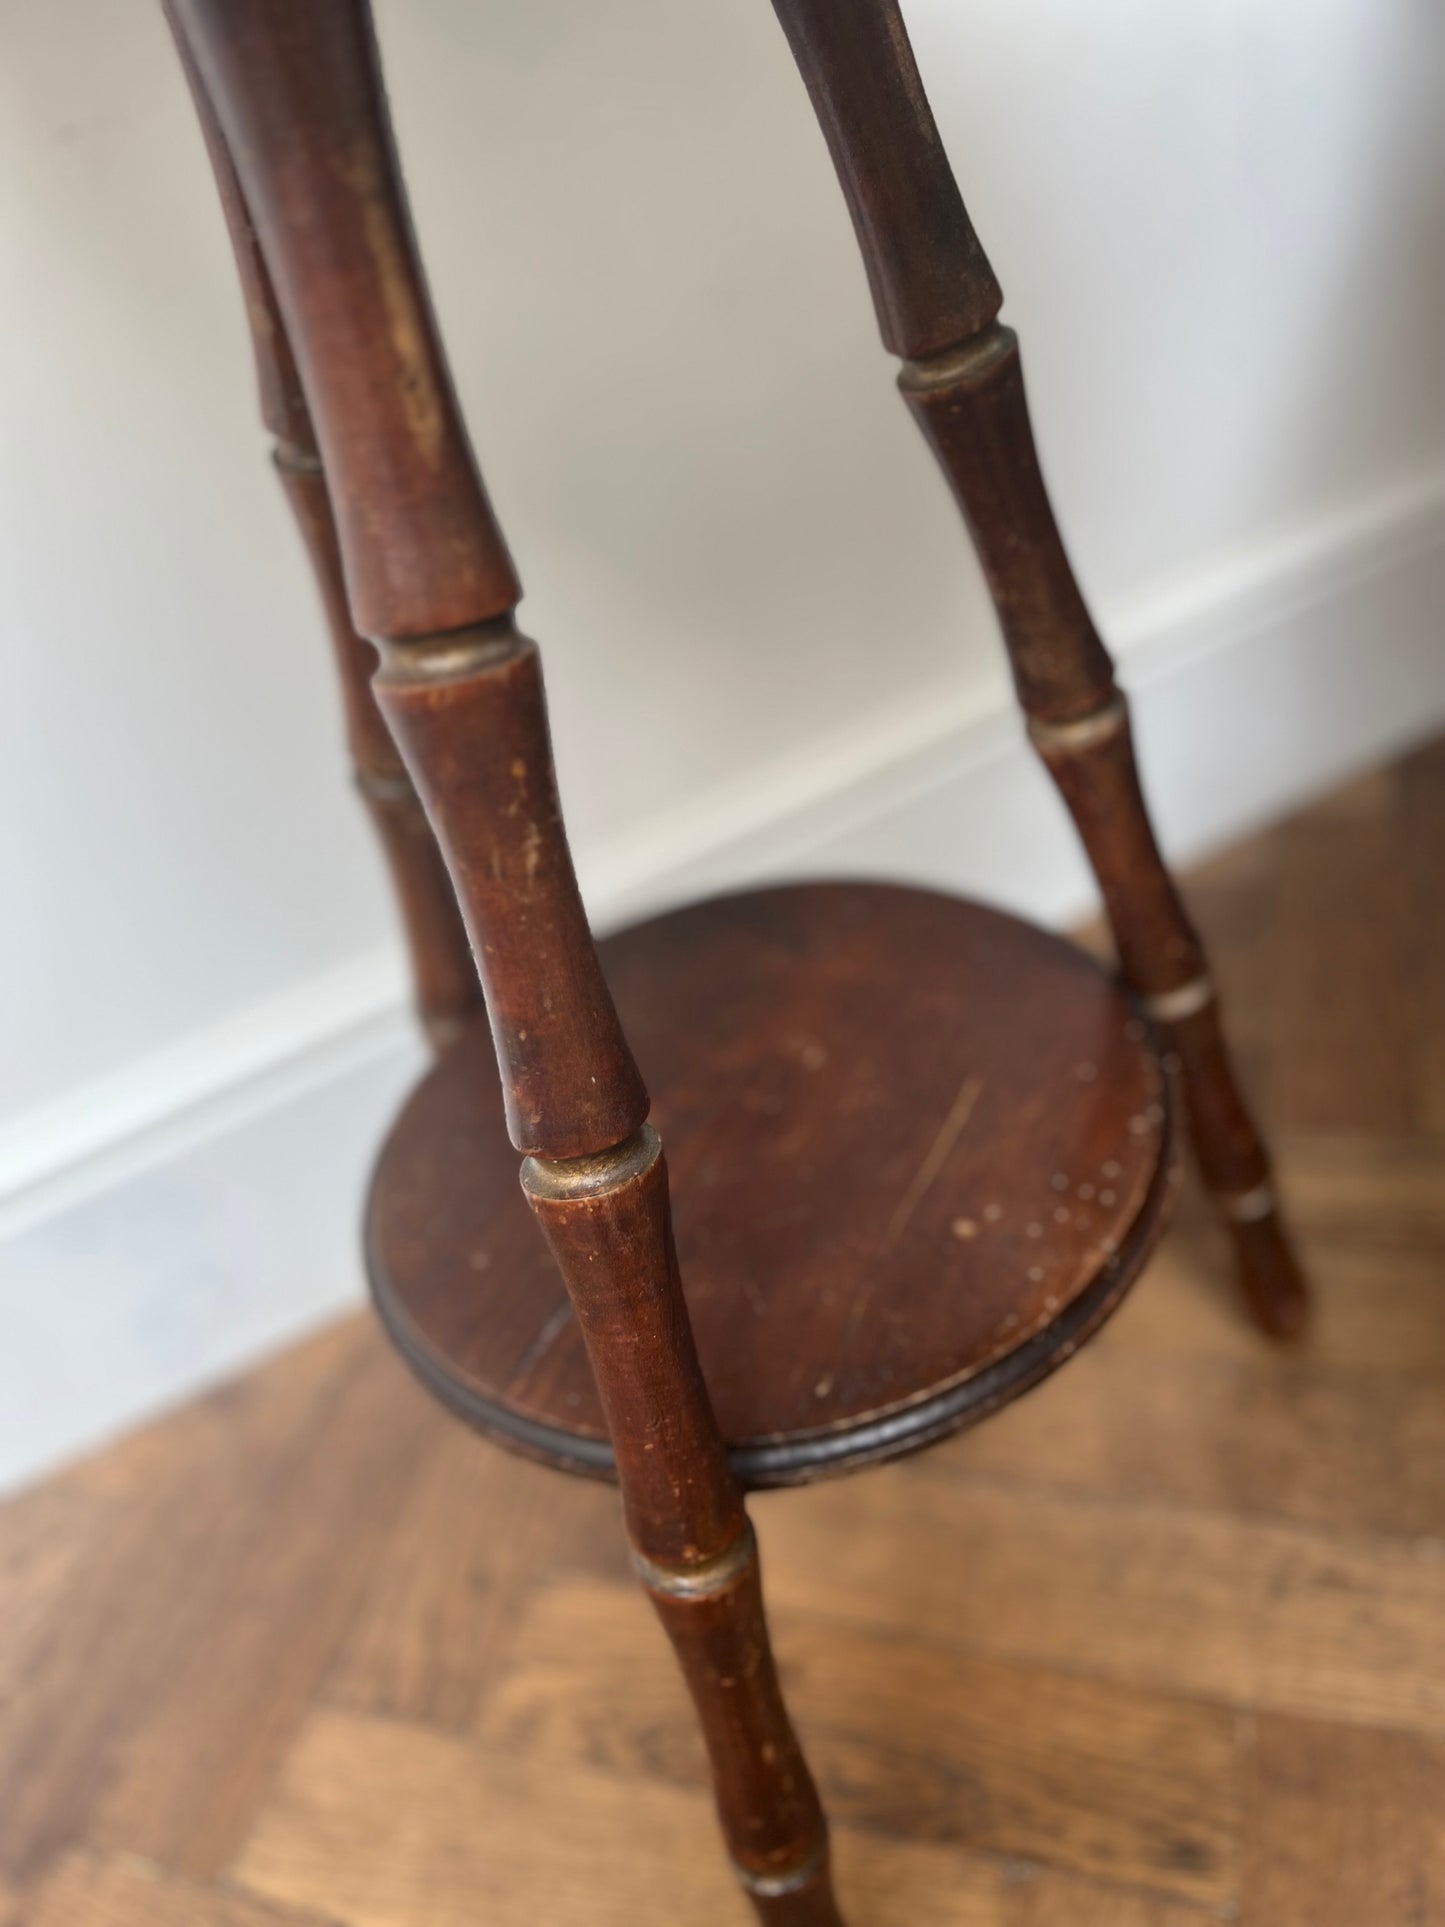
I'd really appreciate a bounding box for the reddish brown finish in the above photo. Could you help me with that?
[1037,718,1307,1333]
[273,456,394,787]
[176,0,644,1159]
[523,1132,835,1904]
[165,4,308,451]
[171,0,520,640]
[523,1132,742,1569]
[647,1553,834,1897]
[770,0,1001,358]
[171,3,842,1915]
[374,632,648,1158]
[367,883,1175,1485]
[166,0,1289,1912]
[169,9,479,1050]
[900,332,1116,725]
[772,0,1308,1337]
[274,455,481,1048]
[1032,710,1204,996]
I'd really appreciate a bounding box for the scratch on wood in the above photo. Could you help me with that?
[883,1071,984,1250]
[509,1301,574,1383]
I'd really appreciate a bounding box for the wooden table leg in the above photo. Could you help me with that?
[770,0,1308,1337]
[166,6,479,1052]
[169,3,845,1915]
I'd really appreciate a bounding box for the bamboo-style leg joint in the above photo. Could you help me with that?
[372,618,526,687]
[632,1519,757,1600]
[521,1125,663,1203]
[167,3,482,1054]
[1140,974,1217,1025]
[176,0,842,1914]
[374,635,650,1160]
[772,0,1310,1341]
[1027,693,1131,755]
[897,320,1017,393]
[735,1837,831,1899]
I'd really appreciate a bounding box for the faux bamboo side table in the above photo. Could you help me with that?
[166,3,1310,1919]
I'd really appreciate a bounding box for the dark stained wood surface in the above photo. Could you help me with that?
[768,0,1002,357]
[176,0,653,1160]
[900,334,1116,726]
[173,6,848,1909]
[770,0,1309,1339]
[519,1116,839,1903]
[5,740,1444,1926]
[373,633,650,1158]
[51,0,1427,1916]
[274,452,483,1052]
[368,882,1175,1485]
[173,0,520,638]
[172,9,841,1910]
[168,7,481,1051]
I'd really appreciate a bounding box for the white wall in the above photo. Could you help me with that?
[2,0,1442,1488]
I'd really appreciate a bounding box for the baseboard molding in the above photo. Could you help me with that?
[0,952,418,1238]
[584,464,1445,928]
[3,466,1442,1490]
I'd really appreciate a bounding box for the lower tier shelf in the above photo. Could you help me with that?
[366,881,1177,1488]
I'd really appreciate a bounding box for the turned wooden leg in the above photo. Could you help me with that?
[1024,690,1309,1336]
[771,0,1308,1337]
[166,8,480,1052]
[523,1133,838,1918]
[170,4,843,1916]
[274,451,483,1052]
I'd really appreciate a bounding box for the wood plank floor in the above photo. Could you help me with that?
[6,737,1444,1925]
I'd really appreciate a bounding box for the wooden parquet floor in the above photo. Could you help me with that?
[5,738,1444,1925]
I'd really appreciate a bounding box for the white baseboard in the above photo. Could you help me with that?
[3,467,1442,1492]
[584,464,1445,928]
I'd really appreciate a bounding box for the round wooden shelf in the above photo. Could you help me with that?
[366,882,1176,1488]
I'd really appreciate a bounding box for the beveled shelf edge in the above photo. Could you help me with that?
[364,1078,1178,1492]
